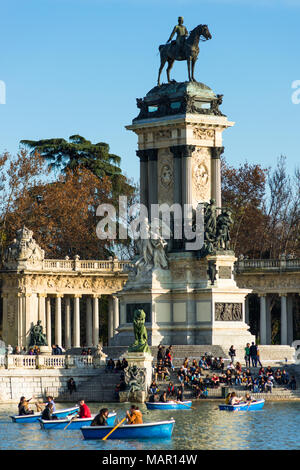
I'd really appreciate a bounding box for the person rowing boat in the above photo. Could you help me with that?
[126,405,143,424]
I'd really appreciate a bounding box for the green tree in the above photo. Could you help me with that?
[20,134,130,196]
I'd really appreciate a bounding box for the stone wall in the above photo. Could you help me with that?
[0,368,103,403]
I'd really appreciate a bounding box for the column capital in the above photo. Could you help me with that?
[258,293,267,298]
[170,144,195,159]
[38,293,47,298]
[54,293,64,298]
[92,294,101,299]
[279,293,288,297]
[73,294,82,299]
[211,146,225,159]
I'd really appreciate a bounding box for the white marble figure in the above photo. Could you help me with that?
[134,218,170,274]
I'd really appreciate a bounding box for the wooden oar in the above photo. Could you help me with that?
[175,400,195,410]
[63,414,77,430]
[102,417,127,441]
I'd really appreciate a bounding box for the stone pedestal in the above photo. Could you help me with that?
[115,252,255,349]
[113,82,255,350]
[119,391,147,403]
[38,345,52,355]
[122,351,153,390]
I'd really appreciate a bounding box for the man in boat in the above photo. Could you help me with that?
[91,408,109,426]
[126,405,143,424]
[148,393,159,403]
[41,402,58,421]
[37,395,56,412]
[77,399,92,418]
[159,391,168,403]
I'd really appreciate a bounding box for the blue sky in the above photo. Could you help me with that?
[1,0,299,183]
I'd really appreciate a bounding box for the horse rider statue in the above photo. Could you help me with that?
[167,16,189,59]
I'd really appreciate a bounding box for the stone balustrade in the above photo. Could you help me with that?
[0,355,100,370]
[41,259,131,272]
[236,258,300,272]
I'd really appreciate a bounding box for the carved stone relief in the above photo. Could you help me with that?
[192,148,211,203]
[193,127,215,140]
[215,303,243,321]
[158,148,174,206]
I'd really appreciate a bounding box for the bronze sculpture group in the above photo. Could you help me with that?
[198,199,233,259]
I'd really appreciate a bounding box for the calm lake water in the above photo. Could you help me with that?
[1,401,300,450]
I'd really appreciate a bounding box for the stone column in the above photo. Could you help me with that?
[211,147,224,208]
[92,295,100,347]
[1,294,7,344]
[266,295,272,345]
[245,295,250,325]
[73,295,81,348]
[259,294,267,345]
[17,293,24,348]
[147,149,158,212]
[64,296,71,350]
[55,294,63,348]
[170,146,182,206]
[46,297,51,347]
[280,294,288,345]
[24,293,33,347]
[181,145,195,208]
[86,296,93,347]
[38,293,46,330]
[108,296,114,346]
[136,150,149,209]
[287,295,294,345]
[112,295,119,335]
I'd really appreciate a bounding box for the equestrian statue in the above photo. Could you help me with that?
[158,17,212,86]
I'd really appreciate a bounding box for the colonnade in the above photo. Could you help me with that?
[245,293,295,345]
[14,292,120,349]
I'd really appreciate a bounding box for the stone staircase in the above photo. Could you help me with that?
[44,369,122,403]
[153,364,300,401]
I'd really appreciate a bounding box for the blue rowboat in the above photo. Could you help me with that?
[81,419,175,440]
[219,399,265,412]
[10,406,79,423]
[146,400,192,410]
[39,412,117,430]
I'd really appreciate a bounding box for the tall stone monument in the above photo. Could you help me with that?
[113,22,255,349]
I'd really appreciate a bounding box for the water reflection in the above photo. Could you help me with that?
[1,401,300,450]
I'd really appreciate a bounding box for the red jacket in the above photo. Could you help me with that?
[79,403,91,418]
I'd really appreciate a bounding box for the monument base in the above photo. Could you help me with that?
[115,252,255,348]
[122,351,153,391]
[119,390,147,403]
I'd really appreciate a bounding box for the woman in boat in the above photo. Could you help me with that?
[18,396,34,416]
[41,403,58,421]
[126,405,143,424]
[91,408,109,426]
[225,392,232,405]
[229,392,242,405]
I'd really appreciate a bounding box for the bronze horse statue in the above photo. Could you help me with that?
[157,24,212,86]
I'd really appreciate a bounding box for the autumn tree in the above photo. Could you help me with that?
[5,167,115,259]
[0,149,47,260]
[221,158,268,257]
